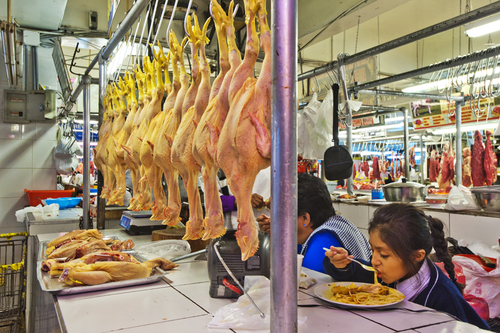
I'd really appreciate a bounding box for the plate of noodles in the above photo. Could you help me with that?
[314,282,405,308]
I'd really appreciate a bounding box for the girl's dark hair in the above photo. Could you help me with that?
[368,203,461,290]
[297,173,334,229]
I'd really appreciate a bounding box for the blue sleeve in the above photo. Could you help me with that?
[302,232,342,274]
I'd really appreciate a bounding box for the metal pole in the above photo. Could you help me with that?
[419,134,424,184]
[97,53,107,230]
[402,107,410,179]
[297,1,500,82]
[455,100,463,186]
[82,75,91,229]
[271,0,297,331]
[358,89,466,101]
[23,44,29,91]
[32,46,38,90]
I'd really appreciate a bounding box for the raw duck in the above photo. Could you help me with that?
[217,0,271,260]
[471,130,486,187]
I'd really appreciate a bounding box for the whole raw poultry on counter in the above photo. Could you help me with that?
[93,0,271,261]
[42,229,177,286]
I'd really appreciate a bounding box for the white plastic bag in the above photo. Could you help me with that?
[453,255,500,318]
[297,92,321,159]
[445,185,478,210]
[15,203,60,222]
[208,276,307,330]
[134,240,191,260]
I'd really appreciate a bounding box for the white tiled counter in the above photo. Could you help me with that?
[335,201,500,248]
[34,229,489,333]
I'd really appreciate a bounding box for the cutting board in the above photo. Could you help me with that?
[152,228,210,252]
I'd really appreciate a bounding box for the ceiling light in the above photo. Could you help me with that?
[465,14,500,38]
[338,132,361,139]
[385,116,404,123]
[432,121,498,135]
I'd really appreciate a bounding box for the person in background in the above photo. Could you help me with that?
[324,203,489,330]
[258,173,371,273]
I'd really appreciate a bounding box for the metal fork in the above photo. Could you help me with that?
[323,247,376,272]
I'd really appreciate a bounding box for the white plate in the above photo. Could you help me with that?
[314,282,405,309]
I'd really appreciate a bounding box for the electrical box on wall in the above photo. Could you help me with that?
[3,90,57,123]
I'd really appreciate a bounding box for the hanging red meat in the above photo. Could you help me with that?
[363,160,370,177]
[485,131,498,186]
[409,146,416,168]
[471,130,486,187]
[429,149,440,182]
[395,155,401,179]
[390,153,395,179]
[353,163,356,180]
[462,147,472,187]
[372,156,381,179]
[399,156,405,178]
[437,143,455,190]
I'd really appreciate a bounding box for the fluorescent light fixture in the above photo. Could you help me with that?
[352,122,404,133]
[338,132,362,139]
[432,121,498,135]
[465,14,500,37]
[385,116,404,123]
[361,151,381,156]
[74,119,99,125]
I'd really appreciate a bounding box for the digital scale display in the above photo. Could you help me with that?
[119,215,132,229]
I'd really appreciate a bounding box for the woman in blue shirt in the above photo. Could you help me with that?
[257,173,371,273]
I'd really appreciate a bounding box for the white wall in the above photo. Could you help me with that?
[0,46,58,234]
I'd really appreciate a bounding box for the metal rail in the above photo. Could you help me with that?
[271,0,298,331]
[297,1,500,82]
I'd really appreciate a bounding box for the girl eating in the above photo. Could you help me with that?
[323,203,489,330]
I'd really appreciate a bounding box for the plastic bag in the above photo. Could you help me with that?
[134,240,191,260]
[452,255,500,318]
[445,185,478,210]
[15,203,60,222]
[208,276,307,330]
[297,92,321,159]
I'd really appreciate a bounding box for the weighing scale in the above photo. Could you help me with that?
[119,210,166,235]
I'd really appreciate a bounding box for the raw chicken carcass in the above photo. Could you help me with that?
[217,0,271,261]
[462,147,472,187]
[57,258,178,286]
[47,229,102,249]
[192,0,239,240]
[47,240,87,260]
[485,131,498,186]
[171,15,211,240]
[472,130,486,187]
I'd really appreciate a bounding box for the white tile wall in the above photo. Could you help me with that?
[0,45,59,233]
[449,213,500,247]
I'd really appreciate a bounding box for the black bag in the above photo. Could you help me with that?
[324,84,353,181]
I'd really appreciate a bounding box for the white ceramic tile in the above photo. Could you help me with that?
[337,203,369,229]
[0,123,25,139]
[57,284,206,333]
[0,168,32,198]
[32,168,57,190]
[32,139,56,168]
[166,261,211,286]
[297,305,395,333]
[21,123,37,140]
[35,122,58,141]
[414,320,489,332]
[0,139,33,168]
[0,197,28,233]
[108,314,232,333]
[174,282,236,314]
[449,213,500,247]
[349,300,453,331]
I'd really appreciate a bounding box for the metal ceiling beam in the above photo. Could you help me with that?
[357,89,467,101]
[297,1,500,82]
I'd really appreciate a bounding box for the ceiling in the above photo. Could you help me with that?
[3,0,500,105]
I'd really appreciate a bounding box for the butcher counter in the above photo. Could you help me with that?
[30,229,489,333]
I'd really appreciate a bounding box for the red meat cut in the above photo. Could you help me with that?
[462,147,472,187]
[372,156,381,179]
[471,130,486,187]
[485,131,498,186]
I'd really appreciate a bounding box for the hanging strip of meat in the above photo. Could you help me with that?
[485,131,497,186]
[472,130,486,187]
[372,156,380,179]
[462,147,472,187]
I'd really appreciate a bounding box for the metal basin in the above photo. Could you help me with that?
[382,179,427,203]
[471,186,500,212]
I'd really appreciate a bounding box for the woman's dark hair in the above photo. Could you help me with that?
[368,203,461,290]
[297,173,334,229]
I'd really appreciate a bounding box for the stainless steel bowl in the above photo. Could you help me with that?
[382,179,427,202]
[471,186,500,212]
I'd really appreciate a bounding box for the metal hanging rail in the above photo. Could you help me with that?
[297,1,500,82]
[350,45,500,93]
